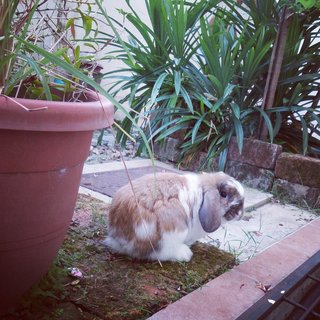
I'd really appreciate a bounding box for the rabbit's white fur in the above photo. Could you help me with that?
[104,171,244,262]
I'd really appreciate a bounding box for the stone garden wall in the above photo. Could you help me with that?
[273,153,320,208]
[154,137,320,208]
[225,137,282,191]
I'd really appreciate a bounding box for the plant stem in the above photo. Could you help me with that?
[258,6,292,141]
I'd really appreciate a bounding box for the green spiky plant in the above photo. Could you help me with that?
[166,0,320,168]
[0,1,113,101]
[0,0,19,92]
[220,0,320,158]
[177,16,274,169]
[102,0,319,169]
[101,0,220,153]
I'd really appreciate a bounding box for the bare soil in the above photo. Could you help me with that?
[2,194,235,320]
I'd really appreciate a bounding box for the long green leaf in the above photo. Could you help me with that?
[253,107,274,143]
[218,147,229,171]
[230,102,240,119]
[174,70,181,96]
[191,114,206,144]
[156,122,189,141]
[180,86,194,113]
[232,115,244,154]
[150,72,169,106]
[18,53,52,101]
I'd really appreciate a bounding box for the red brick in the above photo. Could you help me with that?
[275,153,320,188]
[227,138,282,170]
[226,160,274,191]
[149,269,264,320]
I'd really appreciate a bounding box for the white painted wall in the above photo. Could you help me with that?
[98,1,149,92]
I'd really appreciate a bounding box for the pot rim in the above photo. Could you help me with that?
[0,90,114,132]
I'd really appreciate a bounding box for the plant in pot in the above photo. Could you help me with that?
[0,0,124,313]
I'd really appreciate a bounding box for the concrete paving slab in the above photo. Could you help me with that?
[81,166,178,197]
[243,187,273,212]
[82,159,180,174]
[150,219,320,320]
[202,202,317,262]
[79,160,180,202]
[78,186,113,204]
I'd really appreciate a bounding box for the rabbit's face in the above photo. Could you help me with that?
[219,179,244,222]
[198,173,245,233]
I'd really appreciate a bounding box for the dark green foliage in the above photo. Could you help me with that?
[103,0,220,153]
[222,0,320,158]
[104,0,320,169]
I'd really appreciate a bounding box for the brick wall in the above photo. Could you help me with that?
[273,153,320,208]
[225,137,282,191]
[225,138,320,208]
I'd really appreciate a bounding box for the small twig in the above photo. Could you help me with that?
[0,94,48,111]
[256,281,272,293]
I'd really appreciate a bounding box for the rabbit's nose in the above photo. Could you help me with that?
[224,203,244,221]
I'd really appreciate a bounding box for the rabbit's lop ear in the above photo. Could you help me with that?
[199,189,222,233]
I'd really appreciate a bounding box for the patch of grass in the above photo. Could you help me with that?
[220,212,275,263]
[90,202,107,226]
[245,205,257,213]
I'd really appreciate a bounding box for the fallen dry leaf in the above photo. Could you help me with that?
[256,281,272,293]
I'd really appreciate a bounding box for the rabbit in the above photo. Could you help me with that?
[104,171,244,262]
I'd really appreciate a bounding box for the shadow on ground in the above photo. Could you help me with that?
[2,195,235,320]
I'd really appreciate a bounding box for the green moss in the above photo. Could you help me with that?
[11,195,236,320]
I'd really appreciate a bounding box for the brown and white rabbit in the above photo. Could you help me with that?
[104,171,244,262]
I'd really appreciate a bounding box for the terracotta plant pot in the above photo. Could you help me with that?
[0,92,114,314]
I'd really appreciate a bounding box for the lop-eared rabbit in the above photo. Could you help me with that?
[104,171,244,262]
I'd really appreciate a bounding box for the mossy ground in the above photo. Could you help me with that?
[2,195,236,320]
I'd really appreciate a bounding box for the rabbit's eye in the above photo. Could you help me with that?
[220,191,227,198]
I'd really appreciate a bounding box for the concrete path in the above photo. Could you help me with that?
[79,159,318,262]
[203,201,316,262]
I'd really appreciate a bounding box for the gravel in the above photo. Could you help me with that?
[86,128,141,164]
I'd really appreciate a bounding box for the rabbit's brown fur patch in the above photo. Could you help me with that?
[107,173,191,258]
